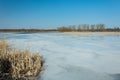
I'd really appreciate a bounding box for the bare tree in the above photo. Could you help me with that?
[71,25,76,31]
[90,24,95,31]
[99,24,105,31]
[86,24,89,31]
[77,25,81,31]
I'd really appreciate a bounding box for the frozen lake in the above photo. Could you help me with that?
[0,32,120,80]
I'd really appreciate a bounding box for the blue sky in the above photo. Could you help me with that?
[0,0,120,29]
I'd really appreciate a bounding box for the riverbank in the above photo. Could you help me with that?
[63,32,120,34]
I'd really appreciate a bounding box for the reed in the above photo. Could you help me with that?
[0,39,43,80]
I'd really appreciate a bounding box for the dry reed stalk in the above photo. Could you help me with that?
[0,39,43,80]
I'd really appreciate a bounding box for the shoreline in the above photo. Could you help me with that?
[0,31,120,34]
[63,32,120,34]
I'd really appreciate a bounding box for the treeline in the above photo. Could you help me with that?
[57,24,120,32]
[0,29,57,32]
[0,24,120,32]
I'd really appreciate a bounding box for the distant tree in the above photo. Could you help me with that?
[90,24,95,31]
[96,24,100,31]
[86,24,90,31]
[113,27,120,32]
[99,24,105,31]
[77,25,81,31]
[57,26,67,31]
[71,25,76,31]
[57,23,107,32]
[116,27,120,31]
[82,24,87,31]
[68,26,73,31]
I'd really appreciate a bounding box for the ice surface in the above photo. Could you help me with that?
[0,32,120,80]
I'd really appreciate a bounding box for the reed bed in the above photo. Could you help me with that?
[0,39,43,80]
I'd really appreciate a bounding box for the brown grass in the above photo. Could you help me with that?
[0,38,43,80]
